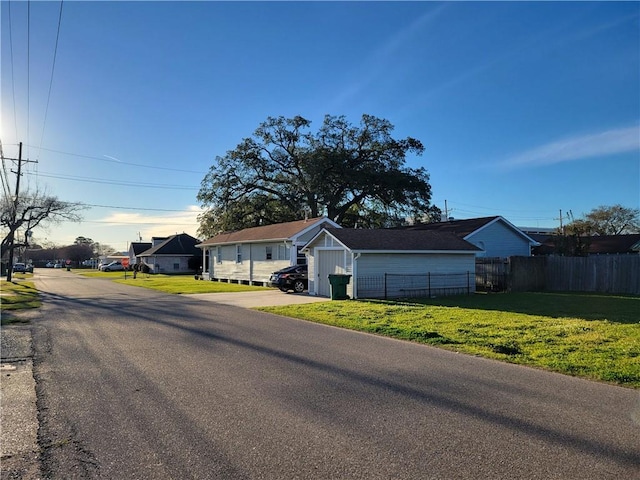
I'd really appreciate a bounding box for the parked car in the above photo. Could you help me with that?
[270,264,308,293]
[54,263,63,268]
[25,263,33,273]
[46,262,55,268]
[100,261,125,272]
[12,263,26,273]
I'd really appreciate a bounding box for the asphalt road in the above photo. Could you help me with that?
[31,268,639,479]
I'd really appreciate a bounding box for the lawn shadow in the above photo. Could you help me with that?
[361,292,640,324]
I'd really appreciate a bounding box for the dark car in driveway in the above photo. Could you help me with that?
[270,264,308,293]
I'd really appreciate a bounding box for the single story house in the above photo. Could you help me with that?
[303,228,481,299]
[401,216,539,258]
[127,241,152,268]
[197,217,340,285]
[138,233,201,274]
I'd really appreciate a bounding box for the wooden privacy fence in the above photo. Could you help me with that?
[479,255,640,295]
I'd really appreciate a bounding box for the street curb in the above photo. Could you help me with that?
[1,321,42,479]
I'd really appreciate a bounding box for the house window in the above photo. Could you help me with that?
[173,263,180,271]
[266,246,273,260]
[236,244,242,263]
[278,244,291,261]
[216,246,222,264]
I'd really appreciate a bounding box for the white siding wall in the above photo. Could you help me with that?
[145,256,193,274]
[206,241,293,285]
[355,253,476,298]
[467,222,531,258]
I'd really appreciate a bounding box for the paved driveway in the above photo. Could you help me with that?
[186,290,330,308]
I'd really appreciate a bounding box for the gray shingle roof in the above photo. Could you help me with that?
[130,242,152,255]
[323,228,481,251]
[199,217,331,245]
[400,216,500,237]
[139,233,200,256]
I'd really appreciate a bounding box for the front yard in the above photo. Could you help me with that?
[259,292,640,388]
[75,270,268,294]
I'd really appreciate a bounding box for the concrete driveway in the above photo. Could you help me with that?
[185,290,330,308]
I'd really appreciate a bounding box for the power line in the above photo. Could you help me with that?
[27,0,30,159]
[26,171,198,190]
[28,145,206,174]
[7,0,19,139]
[37,0,64,161]
[83,203,199,213]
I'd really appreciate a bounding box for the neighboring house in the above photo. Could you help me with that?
[128,242,152,268]
[137,233,201,274]
[532,234,640,256]
[197,217,340,285]
[303,228,481,299]
[402,216,539,258]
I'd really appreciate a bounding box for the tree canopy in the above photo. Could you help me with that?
[197,114,440,236]
[1,188,84,279]
[563,204,639,236]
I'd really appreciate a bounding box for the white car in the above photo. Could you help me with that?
[100,261,125,272]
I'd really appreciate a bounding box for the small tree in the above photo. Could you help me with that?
[1,189,84,280]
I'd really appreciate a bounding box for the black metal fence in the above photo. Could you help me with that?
[357,272,473,299]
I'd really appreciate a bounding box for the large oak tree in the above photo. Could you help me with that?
[197,114,440,236]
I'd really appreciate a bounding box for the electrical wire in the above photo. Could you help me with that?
[26,171,198,190]
[27,0,30,159]
[83,203,198,213]
[29,145,206,174]
[7,0,19,139]
[37,0,64,162]
[0,139,13,198]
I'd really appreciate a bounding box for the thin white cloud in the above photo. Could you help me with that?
[99,205,202,240]
[327,4,449,111]
[500,126,640,169]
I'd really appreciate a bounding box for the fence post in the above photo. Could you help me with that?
[384,273,387,300]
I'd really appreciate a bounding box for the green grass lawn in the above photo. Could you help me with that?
[1,278,41,324]
[259,292,640,388]
[75,271,268,294]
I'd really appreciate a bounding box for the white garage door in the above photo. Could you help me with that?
[316,250,345,297]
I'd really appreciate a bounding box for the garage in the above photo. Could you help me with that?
[303,228,481,299]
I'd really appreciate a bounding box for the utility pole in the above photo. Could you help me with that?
[5,142,36,281]
[555,209,565,235]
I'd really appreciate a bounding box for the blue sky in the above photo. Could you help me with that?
[2,1,638,252]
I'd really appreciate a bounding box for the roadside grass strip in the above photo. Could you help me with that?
[259,292,640,388]
[1,280,41,324]
[75,271,267,294]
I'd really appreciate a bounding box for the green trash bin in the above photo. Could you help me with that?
[328,274,351,300]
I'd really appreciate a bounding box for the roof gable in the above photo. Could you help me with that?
[139,233,200,256]
[311,228,481,252]
[199,217,338,246]
[130,242,152,255]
